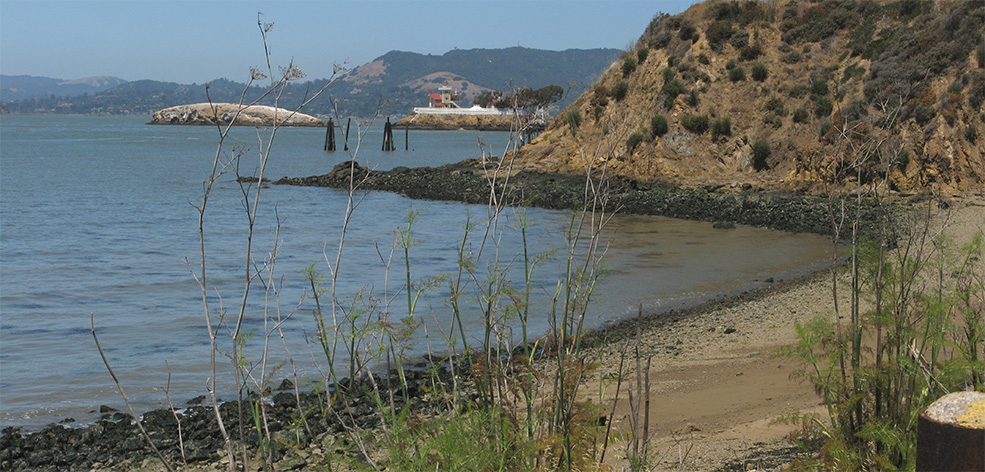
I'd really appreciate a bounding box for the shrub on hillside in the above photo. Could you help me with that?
[565,110,583,132]
[710,0,765,25]
[793,107,809,123]
[679,21,697,41]
[626,131,646,152]
[662,79,686,109]
[610,81,629,101]
[810,79,829,97]
[592,85,609,107]
[814,95,833,117]
[740,45,762,61]
[819,120,833,138]
[663,67,676,83]
[681,114,709,133]
[752,64,769,81]
[706,20,734,51]
[729,67,746,82]
[781,51,803,64]
[729,29,750,49]
[765,97,785,114]
[650,114,669,139]
[622,55,637,77]
[751,140,771,170]
[711,116,732,140]
[685,90,700,107]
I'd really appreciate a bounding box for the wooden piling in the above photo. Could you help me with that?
[324,118,336,151]
[382,117,395,151]
[344,118,351,151]
[405,125,409,151]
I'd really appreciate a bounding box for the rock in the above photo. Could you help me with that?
[149,103,324,127]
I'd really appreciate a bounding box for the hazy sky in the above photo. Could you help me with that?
[1,1,698,84]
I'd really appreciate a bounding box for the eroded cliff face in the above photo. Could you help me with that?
[513,0,985,195]
[150,103,324,127]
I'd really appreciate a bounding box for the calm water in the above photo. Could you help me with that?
[0,115,832,430]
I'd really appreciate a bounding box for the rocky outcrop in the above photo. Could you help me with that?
[150,103,324,127]
[395,112,515,131]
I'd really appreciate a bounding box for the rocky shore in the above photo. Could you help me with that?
[0,368,457,471]
[393,112,514,131]
[275,159,893,237]
[150,103,324,127]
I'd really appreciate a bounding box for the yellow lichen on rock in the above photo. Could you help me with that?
[955,399,985,429]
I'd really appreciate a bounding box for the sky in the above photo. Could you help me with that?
[1,0,699,85]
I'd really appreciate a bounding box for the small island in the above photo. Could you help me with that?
[150,103,324,127]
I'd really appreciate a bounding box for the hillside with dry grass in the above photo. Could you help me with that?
[515,0,985,194]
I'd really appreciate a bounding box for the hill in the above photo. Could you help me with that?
[513,0,985,194]
[0,47,620,118]
[0,75,127,101]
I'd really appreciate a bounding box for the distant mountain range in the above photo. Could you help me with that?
[0,47,621,118]
[1,75,128,101]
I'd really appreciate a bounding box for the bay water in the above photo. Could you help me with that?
[0,115,831,430]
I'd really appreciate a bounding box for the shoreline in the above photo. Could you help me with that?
[4,163,981,469]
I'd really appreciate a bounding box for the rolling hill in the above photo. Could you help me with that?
[0,47,621,118]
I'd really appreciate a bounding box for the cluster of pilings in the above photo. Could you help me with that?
[324,117,408,152]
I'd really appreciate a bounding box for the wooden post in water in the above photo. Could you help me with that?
[324,118,336,151]
[382,117,395,151]
[405,125,409,151]
[344,118,351,151]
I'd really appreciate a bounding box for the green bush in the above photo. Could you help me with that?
[662,79,686,108]
[698,53,710,64]
[751,63,769,81]
[679,21,697,41]
[626,131,646,152]
[814,95,833,117]
[663,67,676,83]
[788,84,809,98]
[811,79,829,97]
[793,107,809,123]
[751,139,771,170]
[729,67,746,82]
[593,105,604,120]
[565,110,583,132]
[685,89,700,107]
[636,47,650,64]
[842,64,866,83]
[908,103,934,125]
[729,29,750,49]
[781,51,803,64]
[711,116,732,139]
[622,55,637,77]
[610,81,629,101]
[765,97,784,113]
[650,114,669,139]
[740,44,762,61]
[819,120,833,138]
[706,20,734,51]
[667,55,678,67]
[681,114,709,133]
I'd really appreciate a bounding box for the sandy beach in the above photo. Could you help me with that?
[592,193,985,471]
